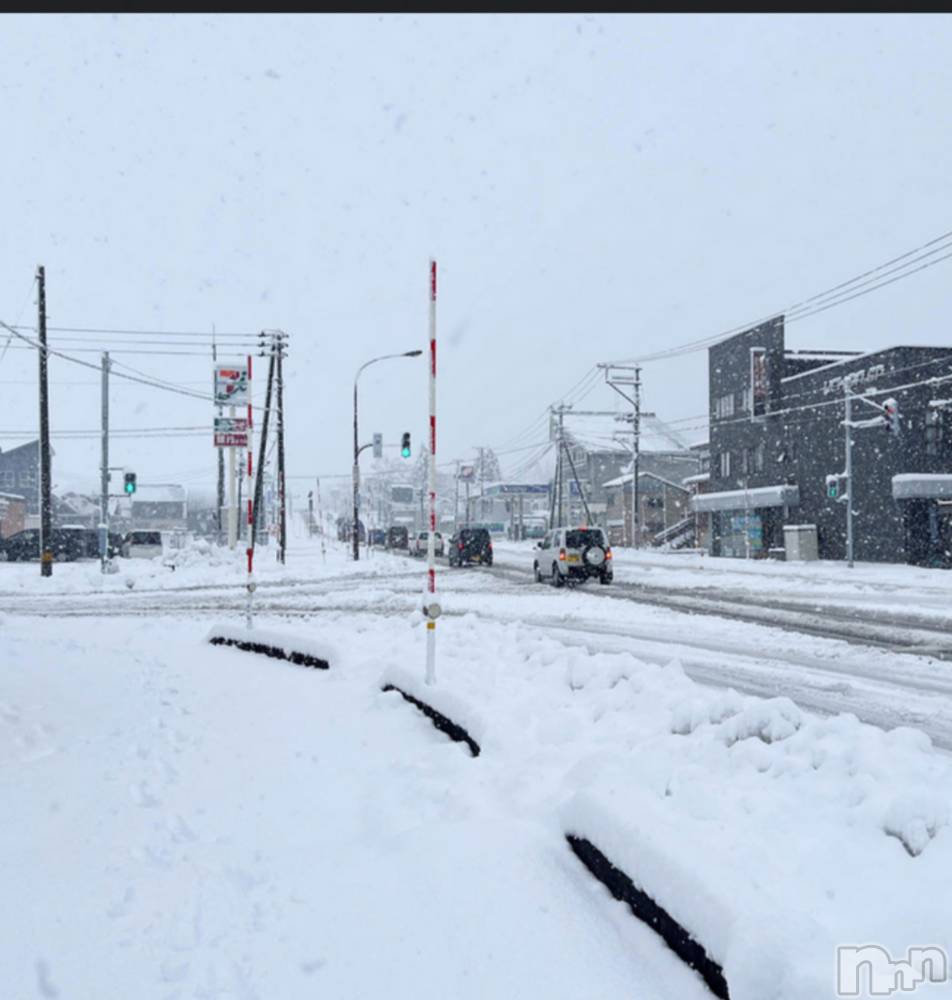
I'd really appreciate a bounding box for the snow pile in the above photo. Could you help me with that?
[388,619,952,999]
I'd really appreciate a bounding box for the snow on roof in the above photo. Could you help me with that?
[892,473,952,500]
[691,483,799,513]
[682,472,710,485]
[781,345,952,384]
[130,484,187,503]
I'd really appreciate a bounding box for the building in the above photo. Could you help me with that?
[695,316,952,564]
[0,441,39,514]
[0,492,26,538]
[602,452,701,547]
[127,484,188,531]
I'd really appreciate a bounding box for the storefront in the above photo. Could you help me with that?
[892,475,952,568]
[692,484,799,559]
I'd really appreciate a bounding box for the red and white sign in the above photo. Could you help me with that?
[214,415,248,448]
[214,365,249,406]
[215,432,248,448]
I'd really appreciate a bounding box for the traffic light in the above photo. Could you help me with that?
[124,472,137,495]
[401,432,411,459]
[825,474,839,499]
[882,397,900,435]
[372,433,383,459]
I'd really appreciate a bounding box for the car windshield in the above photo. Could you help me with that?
[131,532,162,545]
[566,529,604,549]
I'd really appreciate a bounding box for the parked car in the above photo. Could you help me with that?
[533,526,612,586]
[386,525,409,550]
[410,530,444,558]
[448,527,493,567]
[1,527,91,563]
[369,528,387,547]
[122,530,164,559]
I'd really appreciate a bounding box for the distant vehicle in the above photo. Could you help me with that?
[1,527,91,563]
[522,524,546,539]
[369,528,387,547]
[410,530,444,558]
[122,530,163,559]
[533,526,612,587]
[448,527,493,567]
[386,525,409,550]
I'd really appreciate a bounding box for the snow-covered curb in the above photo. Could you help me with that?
[206,623,338,670]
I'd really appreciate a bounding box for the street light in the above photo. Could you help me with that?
[353,349,423,560]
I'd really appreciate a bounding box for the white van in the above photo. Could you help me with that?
[122,530,163,559]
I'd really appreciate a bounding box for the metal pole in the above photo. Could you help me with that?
[633,367,641,548]
[213,328,224,540]
[845,386,854,568]
[37,265,52,577]
[352,375,360,562]
[227,402,237,548]
[425,259,438,685]
[100,352,110,573]
[245,354,255,627]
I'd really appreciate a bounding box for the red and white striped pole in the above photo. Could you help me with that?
[424,259,439,685]
[245,353,255,629]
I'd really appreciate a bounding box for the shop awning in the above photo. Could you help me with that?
[892,474,952,500]
[691,484,799,514]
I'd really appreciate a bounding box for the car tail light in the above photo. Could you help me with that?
[559,548,566,561]
[458,542,464,550]
[605,549,613,560]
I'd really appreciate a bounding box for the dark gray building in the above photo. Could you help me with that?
[694,316,952,564]
[0,441,39,515]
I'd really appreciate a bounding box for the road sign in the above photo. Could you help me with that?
[214,365,249,406]
[215,432,248,448]
[215,417,248,433]
[214,415,248,448]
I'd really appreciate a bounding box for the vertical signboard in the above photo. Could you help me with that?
[751,347,768,419]
[214,365,249,406]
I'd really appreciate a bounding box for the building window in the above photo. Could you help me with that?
[738,449,749,475]
[926,409,947,457]
[740,387,752,413]
[2,471,14,488]
[715,394,735,420]
[753,441,765,473]
[719,451,732,478]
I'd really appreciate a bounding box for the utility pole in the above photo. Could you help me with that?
[252,338,276,547]
[99,352,110,573]
[37,266,52,577]
[275,332,287,564]
[845,387,854,568]
[315,476,326,562]
[454,460,461,531]
[599,364,649,548]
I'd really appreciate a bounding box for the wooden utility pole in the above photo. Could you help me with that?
[251,340,276,548]
[37,266,52,577]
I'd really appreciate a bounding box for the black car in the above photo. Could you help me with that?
[369,529,387,547]
[2,528,91,562]
[386,525,409,550]
[448,527,493,567]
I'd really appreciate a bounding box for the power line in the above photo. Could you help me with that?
[618,226,952,365]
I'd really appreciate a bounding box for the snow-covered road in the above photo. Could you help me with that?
[6,540,952,749]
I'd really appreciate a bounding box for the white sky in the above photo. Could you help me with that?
[1,13,951,501]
